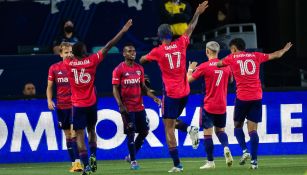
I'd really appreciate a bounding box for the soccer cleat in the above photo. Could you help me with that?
[73,162,83,172]
[168,164,183,173]
[199,161,215,169]
[81,165,92,175]
[89,154,97,172]
[239,152,251,165]
[125,155,131,163]
[224,147,233,167]
[69,164,75,173]
[250,160,258,170]
[130,160,140,170]
[189,126,199,149]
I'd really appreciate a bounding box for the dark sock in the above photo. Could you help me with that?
[79,150,89,166]
[66,138,75,162]
[127,133,136,161]
[204,135,214,161]
[135,132,148,153]
[234,128,247,151]
[71,137,80,160]
[249,131,259,161]
[216,131,229,147]
[89,141,97,157]
[169,147,180,166]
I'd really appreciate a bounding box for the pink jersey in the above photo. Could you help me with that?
[222,51,269,101]
[48,61,72,109]
[146,34,190,98]
[192,58,231,114]
[112,62,145,112]
[64,51,104,107]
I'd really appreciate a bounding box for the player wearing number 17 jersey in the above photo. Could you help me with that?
[140,1,209,172]
[187,41,233,169]
[64,19,132,175]
[217,38,293,169]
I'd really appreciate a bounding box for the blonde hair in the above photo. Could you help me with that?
[59,42,72,53]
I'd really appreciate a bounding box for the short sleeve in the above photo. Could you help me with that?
[146,48,160,62]
[112,67,121,85]
[254,52,269,64]
[221,55,233,66]
[48,65,55,81]
[90,51,105,64]
[192,64,205,80]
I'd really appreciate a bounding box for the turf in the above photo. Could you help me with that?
[0,155,306,175]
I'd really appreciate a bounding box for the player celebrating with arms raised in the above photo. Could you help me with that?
[217,38,292,169]
[64,19,132,175]
[140,1,209,172]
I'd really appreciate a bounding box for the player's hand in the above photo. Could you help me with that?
[47,100,55,110]
[153,97,162,106]
[282,42,293,53]
[122,19,133,33]
[188,61,198,71]
[119,104,129,116]
[196,1,209,15]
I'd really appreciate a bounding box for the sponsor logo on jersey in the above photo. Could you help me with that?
[124,78,140,85]
[57,77,69,83]
[125,72,130,77]
[58,71,63,75]
[165,44,177,50]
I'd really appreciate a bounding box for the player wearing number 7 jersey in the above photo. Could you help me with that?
[64,19,133,175]
[187,41,233,169]
[140,1,209,172]
[217,38,293,169]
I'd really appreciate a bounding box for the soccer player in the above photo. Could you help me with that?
[46,42,82,172]
[64,19,132,175]
[139,1,209,172]
[112,43,161,170]
[187,41,233,169]
[217,38,293,169]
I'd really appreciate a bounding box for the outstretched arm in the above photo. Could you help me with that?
[100,19,133,56]
[268,42,293,60]
[184,1,209,37]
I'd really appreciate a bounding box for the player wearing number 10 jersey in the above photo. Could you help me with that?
[64,20,132,175]
[217,38,293,169]
[140,1,209,172]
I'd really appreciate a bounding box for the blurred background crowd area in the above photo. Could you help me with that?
[0,0,307,98]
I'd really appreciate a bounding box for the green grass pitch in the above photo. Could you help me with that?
[0,155,307,175]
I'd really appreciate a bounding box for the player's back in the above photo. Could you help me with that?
[64,52,104,107]
[146,34,190,98]
[48,61,72,109]
[222,51,269,100]
[195,58,231,114]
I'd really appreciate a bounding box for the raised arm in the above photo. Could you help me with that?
[268,42,293,60]
[100,19,133,56]
[184,1,209,38]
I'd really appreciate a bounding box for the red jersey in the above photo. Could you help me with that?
[222,51,269,101]
[146,34,190,98]
[192,58,231,114]
[112,62,145,112]
[48,61,72,109]
[64,51,104,107]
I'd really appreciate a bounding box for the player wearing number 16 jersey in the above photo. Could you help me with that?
[64,19,133,175]
[187,41,233,169]
[217,38,293,169]
[140,1,209,172]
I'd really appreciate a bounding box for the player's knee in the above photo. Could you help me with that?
[234,121,244,128]
[126,122,136,133]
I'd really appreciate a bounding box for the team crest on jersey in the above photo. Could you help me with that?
[136,70,141,76]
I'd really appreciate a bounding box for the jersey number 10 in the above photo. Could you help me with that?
[237,59,256,75]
